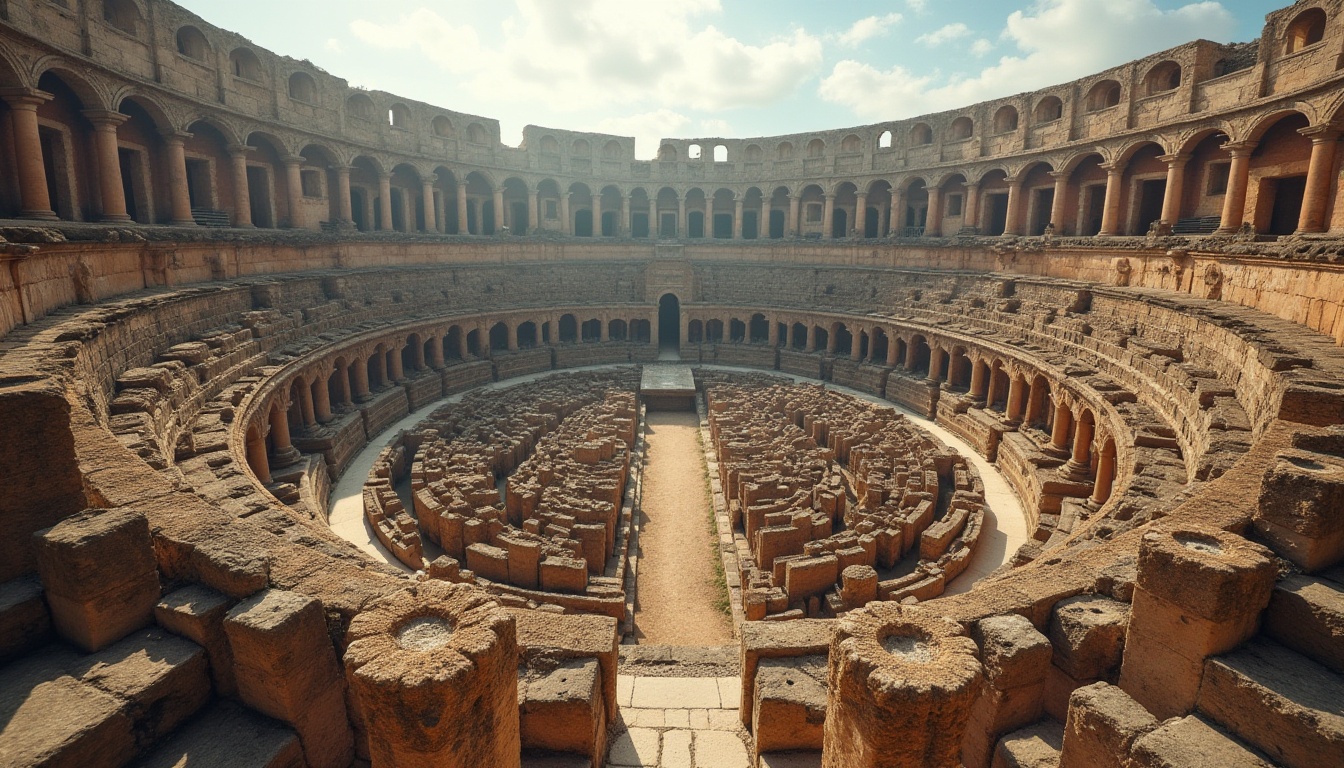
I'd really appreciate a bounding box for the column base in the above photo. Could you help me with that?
[270,446,303,470]
[354,394,373,404]
[169,218,198,227]
[99,214,134,224]
[19,210,59,220]
[1043,444,1072,460]
[1064,461,1093,480]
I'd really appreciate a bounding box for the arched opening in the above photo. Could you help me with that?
[688,320,704,344]
[840,134,861,153]
[1144,61,1182,95]
[910,123,933,146]
[813,326,829,352]
[878,130,893,149]
[581,319,601,343]
[445,327,463,360]
[518,322,538,348]
[806,138,826,157]
[103,0,143,37]
[539,136,558,155]
[749,314,769,343]
[230,47,263,81]
[1285,7,1327,53]
[729,319,747,343]
[776,142,794,160]
[389,103,411,129]
[559,315,578,344]
[347,94,375,121]
[1249,112,1313,235]
[1034,96,1063,123]
[948,116,974,141]
[658,294,681,354]
[713,144,728,162]
[489,323,509,352]
[993,106,1019,134]
[791,322,807,349]
[1085,80,1122,112]
[288,71,317,103]
[608,319,627,341]
[706,319,724,344]
[432,115,453,137]
[833,324,853,356]
[175,26,210,61]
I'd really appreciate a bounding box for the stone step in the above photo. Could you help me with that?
[0,575,50,663]
[133,700,302,767]
[1196,637,1344,768]
[0,627,210,767]
[992,718,1062,768]
[1264,570,1344,674]
[1129,715,1275,768]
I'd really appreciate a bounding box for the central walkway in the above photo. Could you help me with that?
[632,411,734,645]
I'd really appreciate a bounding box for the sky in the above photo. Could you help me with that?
[176,0,1283,158]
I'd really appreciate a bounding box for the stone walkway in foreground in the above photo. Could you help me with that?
[603,675,820,768]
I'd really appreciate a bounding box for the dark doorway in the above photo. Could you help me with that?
[744,211,758,239]
[658,294,680,356]
[574,208,593,237]
[832,208,848,238]
[660,212,676,237]
[511,201,528,233]
[864,206,880,238]
[1082,184,1106,235]
[1268,175,1307,235]
[601,210,617,236]
[1136,178,1166,234]
[246,165,272,227]
[351,188,368,231]
[985,193,1009,236]
[1031,188,1054,235]
[689,211,705,238]
[632,212,650,238]
[713,212,732,238]
[770,209,786,238]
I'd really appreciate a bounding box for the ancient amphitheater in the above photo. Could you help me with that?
[2,1,1344,766]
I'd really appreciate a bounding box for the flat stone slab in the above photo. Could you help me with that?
[641,365,696,396]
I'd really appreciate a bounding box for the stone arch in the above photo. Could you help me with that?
[346,93,375,121]
[288,71,318,103]
[31,60,109,110]
[1034,95,1064,123]
[1084,79,1123,112]
[910,123,933,146]
[1143,60,1182,95]
[806,138,826,158]
[658,144,677,160]
[1284,6,1328,53]
[776,141,794,160]
[175,25,212,61]
[101,0,145,38]
[993,105,1019,134]
[229,47,264,81]
[948,116,974,141]
[388,103,412,129]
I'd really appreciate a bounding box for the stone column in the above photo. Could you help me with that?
[855,192,868,237]
[389,347,405,382]
[789,195,801,236]
[822,194,835,239]
[164,132,197,226]
[377,173,393,231]
[677,195,687,237]
[647,199,656,237]
[806,324,817,352]
[850,328,863,361]
[964,182,981,233]
[352,358,371,403]
[761,200,771,239]
[344,582,520,768]
[1005,376,1026,423]
[599,318,609,342]
[969,361,988,402]
[269,406,300,468]
[926,187,944,237]
[562,194,573,236]
[282,155,304,228]
[456,184,470,234]
[822,603,982,768]
[429,337,445,369]
[493,189,504,234]
[1050,173,1070,233]
[891,189,905,234]
[1118,528,1276,720]
[3,90,58,219]
[335,166,353,224]
[768,318,779,347]
[1067,414,1093,474]
[926,347,945,382]
[422,176,438,232]
[83,110,132,222]
[1158,153,1189,226]
[527,191,539,235]
[886,332,900,366]
[229,145,254,227]
[1090,442,1117,505]
[592,194,602,237]
[247,427,272,484]
[1217,142,1256,233]
[620,194,630,236]
[1297,127,1340,233]
[1098,164,1124,236]
[1003,177,1025,236]
[298,384,316,427]
[313,375,332,422]
[1050,402,1072,451]
[509,323,520,351]
[827,328,839,355]
[733,196,744,239]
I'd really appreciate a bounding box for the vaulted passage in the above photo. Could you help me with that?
[632,411,732,645]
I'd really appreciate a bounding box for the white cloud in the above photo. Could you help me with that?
[592,109,693,159]
[905,0,928,13]
[324,38,344,54]
[836,13,903,47]
[350,1,822,114]
[916,22,971,46]
[819,0,1235,120]
[971,38,993,57]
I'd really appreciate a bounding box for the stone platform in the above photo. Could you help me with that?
[641,365,697,411]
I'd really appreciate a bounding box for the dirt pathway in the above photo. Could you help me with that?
[633,411,733,645]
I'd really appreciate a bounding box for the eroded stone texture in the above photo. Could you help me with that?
[344,581,520,768]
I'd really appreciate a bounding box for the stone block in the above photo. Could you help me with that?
[1047,595,1128,680]
[1127,716,1273,768]
[540,556,589,593]
[155,584,237,696]
[520,658,605,765]
[1058,682,1157,768]
[753,655,828,757]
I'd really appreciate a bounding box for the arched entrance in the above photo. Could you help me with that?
[658,294,681,358]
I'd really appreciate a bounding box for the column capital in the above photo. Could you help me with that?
[163,130,193,145]
[377,171,392,182]
[1100,162,1125,174]
[1221,140,1258,157]
[81,109,129,128]
[424,173,439,185]
[1300,124,1343,142]
[281,154,306,166]
[1157,152,1191,165]
[0,87,52,110]
[227,143,253,158]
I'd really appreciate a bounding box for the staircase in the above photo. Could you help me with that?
[1171,215,1221,235]
[191,208,232,228]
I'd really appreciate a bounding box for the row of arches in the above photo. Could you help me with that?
[2,61,1339,237]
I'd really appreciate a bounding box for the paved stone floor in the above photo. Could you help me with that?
[604,675,821,768]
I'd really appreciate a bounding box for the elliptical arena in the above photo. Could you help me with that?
[2,1,1344,766]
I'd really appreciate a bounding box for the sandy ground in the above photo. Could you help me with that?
[632,411,734,645]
